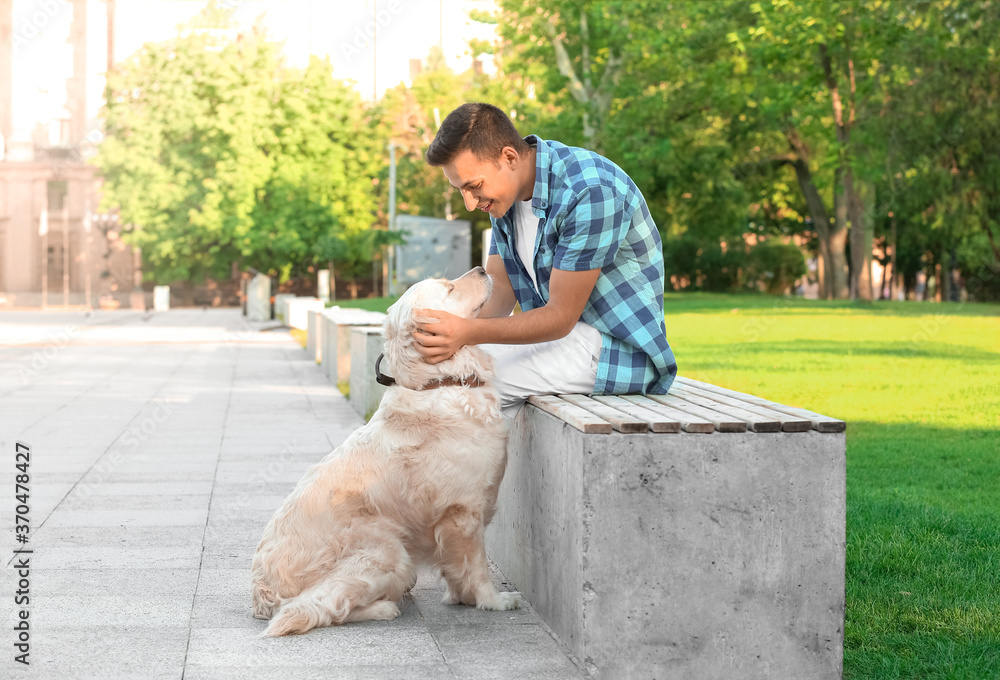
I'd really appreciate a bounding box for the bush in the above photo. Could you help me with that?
[662,234,746,292]
[663,235,808,294]
[745,239,808,295]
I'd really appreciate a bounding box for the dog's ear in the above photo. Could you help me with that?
[412,310,440,326]
[384,293,415,340]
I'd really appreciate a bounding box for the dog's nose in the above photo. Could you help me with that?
[472,266,486,276]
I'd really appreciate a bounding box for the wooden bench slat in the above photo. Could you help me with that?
[668,384,782,433]
[671,382,812,432]
[558,394,650,433]
[589,395,681,433]
[675,377,846,433]
[527,395,613,434]
[619,395,715,433]
[646,394,748,432]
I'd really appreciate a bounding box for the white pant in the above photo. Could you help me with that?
[480,321,604,420]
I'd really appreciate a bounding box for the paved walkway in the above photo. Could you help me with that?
[1,309,588,679]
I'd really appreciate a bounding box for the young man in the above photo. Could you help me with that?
[415,102,677,418]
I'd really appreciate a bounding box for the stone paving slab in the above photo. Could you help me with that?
[0,309,589,679]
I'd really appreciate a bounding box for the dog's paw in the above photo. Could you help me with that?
[441,589,463,606]
[346,600,401,622]
[477,590,523,611]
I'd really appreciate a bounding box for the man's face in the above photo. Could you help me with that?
[442,147,524,220]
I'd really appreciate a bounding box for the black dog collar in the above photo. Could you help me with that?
[375,352,396,386]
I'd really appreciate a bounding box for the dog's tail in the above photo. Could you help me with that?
[251,578,281,620]
[262,576,370,636]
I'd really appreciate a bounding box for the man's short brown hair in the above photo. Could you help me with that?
[425,102,530,167]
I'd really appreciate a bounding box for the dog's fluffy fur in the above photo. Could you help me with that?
[251,267,519,636]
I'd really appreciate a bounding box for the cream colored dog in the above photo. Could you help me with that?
[251,266,519,636]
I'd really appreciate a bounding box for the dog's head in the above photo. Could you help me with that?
[382,267,494,390]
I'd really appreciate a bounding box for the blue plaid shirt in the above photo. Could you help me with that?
[489,136,677,394]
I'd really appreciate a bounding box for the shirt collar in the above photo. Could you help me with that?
[524,134,550,215]
[496,135,550,227]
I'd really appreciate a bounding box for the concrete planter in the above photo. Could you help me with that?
[320,308,388,387]
[285,297,325,331]
[307,310,322,362]
[485,381,846,680]
[349,326,387,420]
[246,275,271,321]
[273,294,296,324]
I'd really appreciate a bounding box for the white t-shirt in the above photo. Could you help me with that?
[514,200,540,293]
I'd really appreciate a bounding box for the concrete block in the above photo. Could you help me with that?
[154,285,170,311]
[306,309,322,361]
[317,269,330,301]
[286,297,325,331]
[486,405,846,680]
[322,313,338,381]
[246,274,271,321]
[349,326,387,420]
[321,307,387,386]
[273,294,295,324]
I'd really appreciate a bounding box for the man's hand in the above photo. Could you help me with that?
[413,309,471,364]
[411,266,602,365]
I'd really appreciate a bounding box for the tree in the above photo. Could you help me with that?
[878,0,1000,301]
[96,7,377,295]
[249,56,378,287]
[97,10,277,298]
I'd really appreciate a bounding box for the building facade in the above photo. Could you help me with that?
[0,0,140,309]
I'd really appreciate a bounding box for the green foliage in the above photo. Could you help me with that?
[664,235,806,294]
[94,0,1000,308]
[96,12,377,284]
[745,239,809,295]
[663,235,746,293]
[481,0,1000,301]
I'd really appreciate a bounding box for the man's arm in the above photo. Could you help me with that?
[413,266,601,364]
[478,254,517,319]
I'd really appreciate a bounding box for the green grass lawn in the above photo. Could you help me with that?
[663,292,1000,680]
[333,290,1000,677]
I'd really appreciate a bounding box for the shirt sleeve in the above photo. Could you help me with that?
[552,183,630,272]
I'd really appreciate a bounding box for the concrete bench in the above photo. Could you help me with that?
[286,297,325,331]
[306,310,323,362]
[349,326,388,420]
[273,294,296,323]
[484,377,846,680]
[320,308,388,389]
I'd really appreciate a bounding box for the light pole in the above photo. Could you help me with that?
[387,141,397,296]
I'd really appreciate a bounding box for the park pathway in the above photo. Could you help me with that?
[0,308,587,679]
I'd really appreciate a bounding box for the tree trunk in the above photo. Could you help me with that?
[940,253,952,303]
[820,42,853,300]
[831,166,850,299]
[328,260,336,301]
[890,213,897,301]
[545,7,623,152]
[847,177,873,300]
[784,126,834,299]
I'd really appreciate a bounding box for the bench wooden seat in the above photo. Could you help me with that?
[527,377,842,435]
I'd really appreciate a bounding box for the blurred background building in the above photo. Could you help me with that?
[0,0,497,308]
